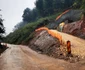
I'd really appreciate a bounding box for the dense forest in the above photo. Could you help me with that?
[14,0,85,30]
[15,0,78,30]
[5,0,85,44]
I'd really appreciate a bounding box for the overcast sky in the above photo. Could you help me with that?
[0,0,36,35]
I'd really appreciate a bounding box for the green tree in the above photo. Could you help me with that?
[63,0,74,9]
[73,0,82,9]
[53,0,63,12]
[31,8,38,21]
[81,0,85,9]
[22,8,32,22]
[0,11,5,39]
[35,0,44,17]
[14,8,39,30]
[44,0,54,16]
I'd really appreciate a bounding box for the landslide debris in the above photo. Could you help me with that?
[29,30,81,63]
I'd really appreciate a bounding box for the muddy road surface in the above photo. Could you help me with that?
[0,44,85,70]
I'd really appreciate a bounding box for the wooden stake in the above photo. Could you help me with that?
[67,40,71,54]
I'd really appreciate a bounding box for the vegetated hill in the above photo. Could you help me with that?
[5,13,61,44]
[4,9,85,44]
[4,0,85,44]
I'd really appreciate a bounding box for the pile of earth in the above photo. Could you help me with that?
[28,30,81,63]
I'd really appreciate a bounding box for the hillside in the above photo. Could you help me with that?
[1,31,85,70]
[1,0,85,70]
[4,0,85,44]
[4,9,85,44]
[3,8,85,63]
[4,13,61,44]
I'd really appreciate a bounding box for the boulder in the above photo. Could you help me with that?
[63,19,85,39]
[29,30,63,56]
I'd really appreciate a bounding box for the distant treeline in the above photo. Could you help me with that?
[14,0,85,30]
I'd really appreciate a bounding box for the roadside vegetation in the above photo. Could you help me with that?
[4,0,85,44]
[5,13,60,44]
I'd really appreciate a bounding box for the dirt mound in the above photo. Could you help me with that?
[29,30,81,63]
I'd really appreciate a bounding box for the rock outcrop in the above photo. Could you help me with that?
[63,18,85,39]
[29,30,61,55]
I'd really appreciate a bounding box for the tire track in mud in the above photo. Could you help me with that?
[0,44,85,70]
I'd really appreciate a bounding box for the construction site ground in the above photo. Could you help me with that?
[0,32,85,70]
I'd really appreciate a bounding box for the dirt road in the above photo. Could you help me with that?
[0,44,82,70]
[0,44,85,70]
[0,32,85,70]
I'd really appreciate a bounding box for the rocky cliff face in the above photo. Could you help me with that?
[63,18,85,39]
[55,9,83,26]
